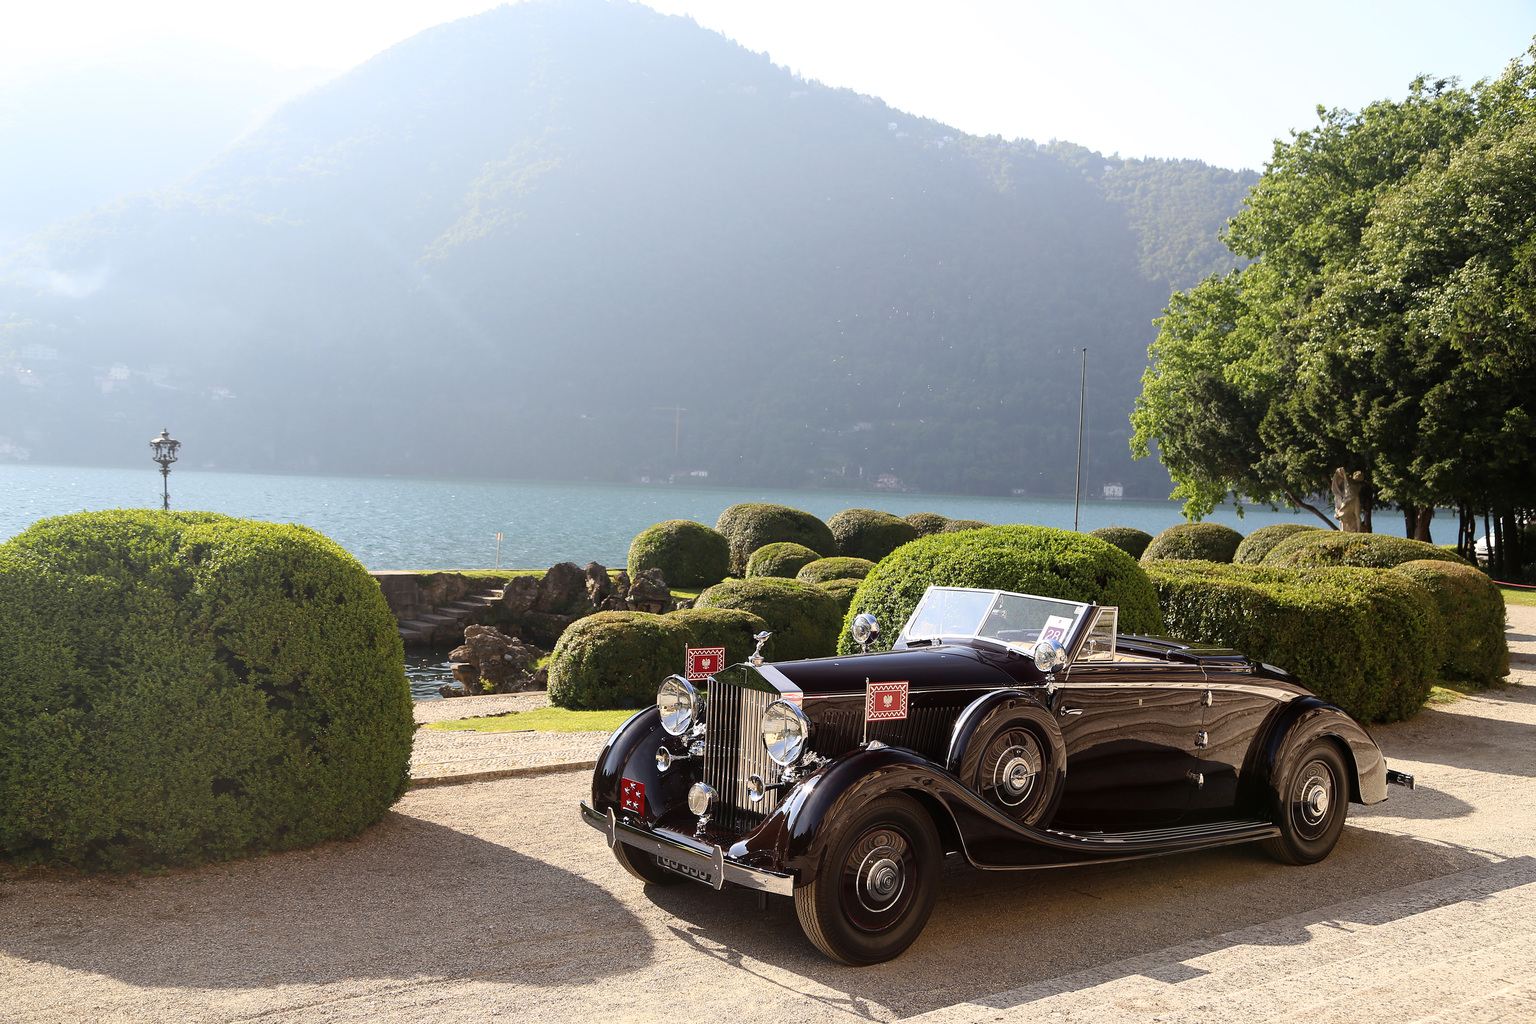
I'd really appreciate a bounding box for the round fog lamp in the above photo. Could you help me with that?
[1033,638,1065,672]
[657,675,698,736]
[761,699,810,767]
[687,782,716,817]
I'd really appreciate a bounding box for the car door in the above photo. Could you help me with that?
[1190,675,1285,820]
[1049,665,1207,828]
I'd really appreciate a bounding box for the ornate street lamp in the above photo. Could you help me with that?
[149,428,181,510]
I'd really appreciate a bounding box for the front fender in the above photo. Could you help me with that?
[1259,697,1387,809]
[591,706,697,823]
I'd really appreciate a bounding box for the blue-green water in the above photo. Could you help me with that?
[0,462,1319,569]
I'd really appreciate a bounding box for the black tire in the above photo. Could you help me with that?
[794,793,941,966]
[1262,740,1350,865]
[973,723,1055,826]
[611,842,685,885]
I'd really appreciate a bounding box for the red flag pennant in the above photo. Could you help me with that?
[685,646,726,681]
[866,680,909,722]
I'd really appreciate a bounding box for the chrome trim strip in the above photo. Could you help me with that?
[580,801,794,896]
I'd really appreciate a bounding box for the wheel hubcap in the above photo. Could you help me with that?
[1292,759,1336,839]
[984,730,1043,811]
[841,827,915,930]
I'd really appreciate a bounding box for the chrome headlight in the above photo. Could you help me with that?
[657,675,698,736]
[761,699,810,767]
[1033,638,1066,672]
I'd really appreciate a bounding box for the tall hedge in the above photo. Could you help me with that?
[666,606,772,667]
[1233,523,1321,565]
[1087,526,1153,560]
[0,511,411,870]
[694,577,843,661]
[548,611,694,709]
[828,508,919,561]
[904,512,951,537]
[1144,559,1442,723]
[839,526,1163,654]
[1141,522,1244,563]
[797,556,877,584]
[627,519,730,587]
[745,541,822,579]
[715,504,837,576]
[1263,530,1471,569]
[1390,559,1509,684]
[942,518,992,533]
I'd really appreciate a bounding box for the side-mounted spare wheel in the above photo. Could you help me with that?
[953,699,1065,827]
[794,792,941,965]
[1262,739,1350,865]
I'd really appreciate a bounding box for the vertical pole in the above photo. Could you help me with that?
[495,532,503,570]
[674,408,681,459]
[161,467,170,510]
[1074,347,1086,532]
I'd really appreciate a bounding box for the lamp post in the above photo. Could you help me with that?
[149,428,181,510]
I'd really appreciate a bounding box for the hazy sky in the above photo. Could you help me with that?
[5,0,1534,170]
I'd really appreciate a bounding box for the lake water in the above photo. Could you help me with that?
[0,462,1321,570]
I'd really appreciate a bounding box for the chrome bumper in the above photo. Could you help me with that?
[579,800,794,896]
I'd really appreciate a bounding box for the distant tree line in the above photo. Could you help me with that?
[1132,41,1536,572]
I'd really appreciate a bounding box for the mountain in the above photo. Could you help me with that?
[0,0,1258,498]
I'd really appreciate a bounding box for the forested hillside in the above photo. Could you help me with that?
[0,0,1257,497]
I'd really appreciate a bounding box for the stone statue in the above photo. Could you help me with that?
[1331,468,1365,533]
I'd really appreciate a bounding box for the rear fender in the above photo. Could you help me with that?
[1259,698,1387,810]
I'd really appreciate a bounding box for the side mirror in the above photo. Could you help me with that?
[851,612,880,652]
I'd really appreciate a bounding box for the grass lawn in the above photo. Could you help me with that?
[1501,587,1536,607]
[425,707,634,733]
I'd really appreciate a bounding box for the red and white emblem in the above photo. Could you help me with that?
[620,778,646,816]
[865,680,909,722]
[685,646,726,681]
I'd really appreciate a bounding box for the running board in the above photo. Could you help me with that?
[1044,818,1281,852]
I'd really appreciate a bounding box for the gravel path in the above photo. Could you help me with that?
[410,692,610,780]
[2,624,1533,1022]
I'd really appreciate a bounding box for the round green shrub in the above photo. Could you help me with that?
[1141,522,1244,563]
[665,606,772,668]
[627,519,730,587]
[694,577,843,661]
[904,513,951,537]
[0,510,411,870]
[1233,523,1322,565]
[1087,527,1154,560]
[1144,559,1442,723]
[745,542,822,579]
[1263,531,1471,569]
[1390,559,1508,685]
[828,508,919,561]
[797,556,877,584]
[818,577,863,616]
[942,519,992,533]
[840,525,1163,654]
[715,504,837,576]
[548,611,694,710]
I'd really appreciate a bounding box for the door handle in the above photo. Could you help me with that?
[1059,706,1083,716]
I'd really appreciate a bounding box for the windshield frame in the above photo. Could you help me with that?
[895,585,1094,653]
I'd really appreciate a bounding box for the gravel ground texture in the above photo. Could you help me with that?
[2,614,1533,1022]
[409,692,611,781]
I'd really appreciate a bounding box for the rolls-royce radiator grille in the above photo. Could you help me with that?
[703,676,781,832]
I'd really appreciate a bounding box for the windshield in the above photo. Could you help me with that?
[898,586,1090,647]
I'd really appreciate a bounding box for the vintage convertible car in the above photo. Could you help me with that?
[579,585,1414,965]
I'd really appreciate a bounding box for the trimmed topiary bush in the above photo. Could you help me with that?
[1233,523,1322,565]
[627,519,730,588]
[0,510,411,870]
[715,504,837,576]
[818,577,863,616]
[904,512,950,537]
[1390,559,1509,685]
[942,519,992,533]
[548,611,694,710]
[1087,526,1154,560]
[1142,522,1244,563]
[797,556,877,585]
[1262,531,1471,569]
[828,508,919,561]
[694,577,843,661]
[666,606,773,668]
[745,542,822,579]
[1145,560,1442,723]
[840,525,1163,654]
